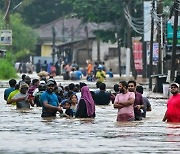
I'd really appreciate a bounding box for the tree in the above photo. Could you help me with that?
[0,12,37,61]
[62,0,142,77]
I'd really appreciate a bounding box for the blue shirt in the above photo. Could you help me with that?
[41,91,59,116]
[4,87,15,101]
[41,91,59,107]
[75,70,82,80]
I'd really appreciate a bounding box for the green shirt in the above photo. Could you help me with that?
[7,90,20,105]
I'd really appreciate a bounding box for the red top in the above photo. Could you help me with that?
[166,94,180,122]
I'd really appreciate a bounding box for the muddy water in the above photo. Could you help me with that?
[0,88,180,154]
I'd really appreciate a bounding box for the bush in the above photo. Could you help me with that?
[0,59,17,79]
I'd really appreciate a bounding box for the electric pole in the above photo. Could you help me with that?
[127,0,137,79]
[149,0,155,91]
[142,0,147,78]
[157,0,163,74]
[171,0,179,81]
[52,26,56,64]
[5,0,10,29]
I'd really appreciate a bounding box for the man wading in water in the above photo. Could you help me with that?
[114,81,135,121]
[163,83,180,122]
[41,80,63,117]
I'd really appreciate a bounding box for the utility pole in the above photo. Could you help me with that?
[97,24,100,62]
[117,31,121,76]
[171,0,179,81]
[142,0,147,78]
[127,1,137,79]
[157,0,163,74]
[149,0,155,91]
[115,19,122,77]
[5,0,10,29]
[84,25,91,60]
[52,26,56,64]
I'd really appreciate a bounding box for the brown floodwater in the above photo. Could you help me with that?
[0,88,180,154]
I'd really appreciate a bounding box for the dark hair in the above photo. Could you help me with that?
[67,91,74,98]
[128,80,136,86]
[114,84,119,92]
[38,83,46,91]
[99,83,106,90]
[65,100,71,106]
[32,79,39,85]
[119,81,128,89]
[15,84,20,90]
[80,82,87,89]
[70,94,78,100]
[136,85,143,94]
[22,74,26,80]
[69,83,75,91]
[96,81,102,88]
[64,86,69,91]
[9,79,17,87]
[73,87,79,92]
[75,84,80,90]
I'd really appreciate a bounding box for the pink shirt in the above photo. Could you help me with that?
[115,92,135,121]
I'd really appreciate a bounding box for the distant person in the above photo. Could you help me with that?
[94,83,114,105]
[36,59,41,73]
[55,61,60,76]
[70,67,78,80]
[87,71,95,82]
[112,84,120,104]
[75,67,82,80]
[34,82,46,107]
[106,68,114,78]
[96,65,106,82]
[87,60,93,75]
[76,86,95,118]
[42,60,48,72]
[136,85,152,118]
[71,61,78,69]
[63,71,70,80]
[28,79,39,100]
[163,83,180,122]
[114,81,135,122]
[24,76,31,86]
[4,79,17,101]
[19,74,26,85]
[50,64,56,77]
[22,62,27,73]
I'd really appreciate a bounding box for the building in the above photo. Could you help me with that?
[35,17,127,73]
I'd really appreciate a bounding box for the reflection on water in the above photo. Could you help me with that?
[1,88,180,153]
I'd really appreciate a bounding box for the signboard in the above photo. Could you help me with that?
[144,1,157,42]
[153,42,159,64]
[133,42,143,70]
[0,30,12,45]
[146,42,159,65]
[167,16,180,46]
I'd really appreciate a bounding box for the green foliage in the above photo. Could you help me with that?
[10,13,37,52]
[0,59,17,80]
[0,12,37,61]
[15,49,31,60]
[10,0,73,27]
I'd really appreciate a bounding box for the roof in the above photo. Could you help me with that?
[36,17,113,44]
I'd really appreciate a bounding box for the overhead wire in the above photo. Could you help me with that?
[2,0,11,21]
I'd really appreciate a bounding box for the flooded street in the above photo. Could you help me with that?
[0,87,180,154]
